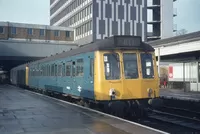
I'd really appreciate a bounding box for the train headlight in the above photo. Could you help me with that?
[147,88,153,95]
[109,88,116,96]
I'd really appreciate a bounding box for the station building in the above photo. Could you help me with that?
[0,21,74,43]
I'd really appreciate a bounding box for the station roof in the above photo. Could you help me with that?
[147,31,200,47]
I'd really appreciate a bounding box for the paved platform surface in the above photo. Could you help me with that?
[0,85,164,134]
[160,88,200,101]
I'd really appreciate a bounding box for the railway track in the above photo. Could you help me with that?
[147,108,200,131]
[156,106,200,120]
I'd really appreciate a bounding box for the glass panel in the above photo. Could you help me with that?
[72,61,76,76]
[55,64,58,76]
[66,63,71,76]
[58,64,62,76]
[123,53,138,79]
[51,64,54,76]
[104,53,120,80]
[0,26,4,33]
[140,53,154,79]
[76,59,84,76]
[90,59,94,77]
[62,63,65,76]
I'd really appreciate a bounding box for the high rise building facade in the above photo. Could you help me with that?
[50,0,147,45]
[147,0,177,41]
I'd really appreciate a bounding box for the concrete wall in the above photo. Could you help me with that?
[0,40,78,57]
[161,0,174,39]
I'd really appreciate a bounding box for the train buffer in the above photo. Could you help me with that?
[0,85,167,134]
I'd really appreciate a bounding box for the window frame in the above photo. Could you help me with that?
[123,53,139,79]
[66,31,70,37]
[140,53,155,79]
[40,29,45,36]
[76,59,84,77]
[54,30,60,37]
[11,27,17,35]
[66,62,71,76]
[27,28,33,35]
[103,53,121,80]
[0,26,4,34]
[90,58,94,77]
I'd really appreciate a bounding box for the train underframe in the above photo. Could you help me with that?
[15,84,163,119]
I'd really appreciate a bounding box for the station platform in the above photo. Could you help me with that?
[160,88,200,101]
[0,85,165,134]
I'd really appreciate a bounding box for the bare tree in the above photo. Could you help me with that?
[176,29,188,36]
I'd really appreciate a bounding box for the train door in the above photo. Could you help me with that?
[75,58,84,97]
[64,61,72,94]
[72,61,77,96]
[82,55,94,99]
[88,57,94,96]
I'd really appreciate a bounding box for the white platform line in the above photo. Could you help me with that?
[13,87,169,134]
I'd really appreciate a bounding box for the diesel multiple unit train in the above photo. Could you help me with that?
[10,36,161,118]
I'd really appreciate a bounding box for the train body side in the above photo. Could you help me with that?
[11,50,159,102]
[28,52,95,100]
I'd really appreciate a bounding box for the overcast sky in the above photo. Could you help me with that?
[0,0,50,25]
[0,0,199,34]
[174,0,200,33]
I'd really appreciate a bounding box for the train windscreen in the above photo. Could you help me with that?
[123,53,138,79]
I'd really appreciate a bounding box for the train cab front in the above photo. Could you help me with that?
[94,50,162,112]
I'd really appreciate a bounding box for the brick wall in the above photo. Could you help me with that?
[0,25,74,41]
[0,26,8,40]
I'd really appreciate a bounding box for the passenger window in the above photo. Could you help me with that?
[72,61,76,76]
[47,65,50,76]
[43,66,45,76]
[44,65,46,76]
[90,59,94,77]
[104,53,120,80]
[48,65,50,76]
[123,53,138,79]
[66,62,71,76]
[62,63,65,76]
[76,59,84,76]
[40,66,43,76]
[58,64,62,76]
[55,64,58,76]
[51,64,54,76]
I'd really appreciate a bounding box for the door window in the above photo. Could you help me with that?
[104,53,120,80]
